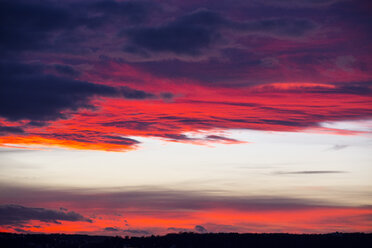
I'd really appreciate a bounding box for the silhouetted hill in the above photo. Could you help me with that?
[1,232,371,248]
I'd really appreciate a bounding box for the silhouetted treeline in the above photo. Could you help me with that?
[1,232,372,248]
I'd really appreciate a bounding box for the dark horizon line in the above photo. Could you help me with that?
[2,231,372,237]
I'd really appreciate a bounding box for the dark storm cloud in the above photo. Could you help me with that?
[0,204,92,226]
[0,62,155,122]
[125,9,316,56]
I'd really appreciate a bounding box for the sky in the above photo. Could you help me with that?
[0,0,371,236]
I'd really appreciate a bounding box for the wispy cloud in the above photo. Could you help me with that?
[274,170,347,175]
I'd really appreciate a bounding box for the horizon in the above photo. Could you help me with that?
[0,0,371,237]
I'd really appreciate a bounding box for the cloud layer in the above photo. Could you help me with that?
[0,0,370,152]
[0,204,92,226]
[1,185,371,234]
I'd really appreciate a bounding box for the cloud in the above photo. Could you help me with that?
[242,18,316,37]
[329,144,349,151]
[88,0,153,24]
[54,64,81,77]
[13,228,29,233]
[157,133,244,144]
[125,10,223,56]
[0,126,24,136]
[118,86,156,100]
[0,204,92,226]
[124,9,316,57]
[0,62,156,122]
[0,1,370,152]
[0,0,155,54]
[100,136,140,146]
[194,225,208,233]
[0,185,348,213]
[0,0,74,53]
[122,229,151,235]
[205,135,244,144]
[167,227,191,233]
[261,0,342,8]
[274,171,346,175]
[104,227,119,232]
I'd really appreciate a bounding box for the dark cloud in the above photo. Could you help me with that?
[0,0,154,54]
[250,81,372,96]
[88,0,153,24]
[205,135,242,143]
[123,229,150,235]
[37,132,140,148]
[125,10,223,55]
[194,225,208,233]
[0,0,74,53]
[0,185,348,213]
[261,0,341,8]
[161,133,195,141]
[104,227,119,232]
[167,227,190,233]
[101,136,140,146]
[125,9,316,57]
[0,126,24,136]
[54,64,81,77]
[102,121,156,131]
[0,204,92,226]
[158,133,243,144]
[327,83,372,96]
[0,62,155,122]
[242,18,316,37]
[118,86,155,100]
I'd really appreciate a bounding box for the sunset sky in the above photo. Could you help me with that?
[0,0,372,236]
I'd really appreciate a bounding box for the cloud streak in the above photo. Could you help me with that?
[0,204,92,226]
[0,185,358,213]
[274,171,347,175]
